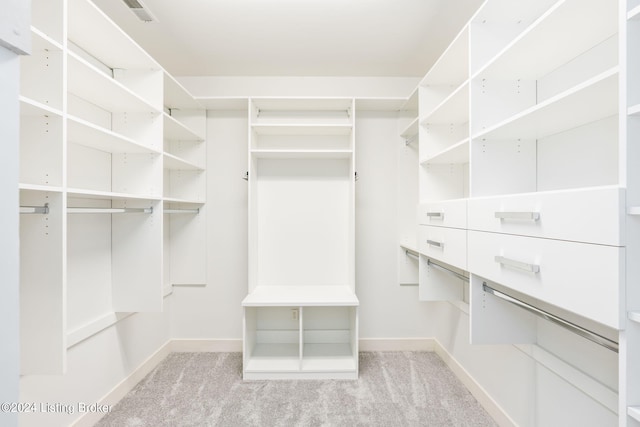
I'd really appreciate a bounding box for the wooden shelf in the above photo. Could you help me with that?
[252,124,352,135]
[164,72,201,109]
[421,26,469,86]
[420,82,469,125]
[19,183,63,193]
[68,115,159,154]
[400,117,419,140]
[31,26,63,52]
[67,0,158,70]
[242,286,359,307]
[163,113,205,142]
[252,98,353,112]
[67,52,159,113]
[251,149,352,159]
[163,153,203,170]
[67,188,162,202]
[474,68,617,140]
[421,138,469,165]
[629,4,640,20]
[20,96,63,118]
[475,0,617,80]
[163,196,205,204]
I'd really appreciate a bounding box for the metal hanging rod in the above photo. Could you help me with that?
[67,207,153,214]
[164,208,199,214]
[405,249,419,259]
[427,259,469,282]
[404,134,418,146]
[20,204,50,214]
[482,283,619,353]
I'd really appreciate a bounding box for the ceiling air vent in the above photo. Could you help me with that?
[122,0,158,22]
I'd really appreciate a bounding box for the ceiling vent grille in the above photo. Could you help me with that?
[121,0,158,22]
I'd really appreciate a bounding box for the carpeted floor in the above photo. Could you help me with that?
[95,352,497,426]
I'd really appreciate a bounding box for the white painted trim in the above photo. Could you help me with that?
[171,339,243,352]
[358,337,435,352]
[70,340,173,427]
[433,339,517,427]
[67,312,135,348]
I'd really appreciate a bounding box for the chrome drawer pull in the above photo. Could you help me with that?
[495,211,540,221]
[426,239,444,248]
[495,255,539,273]
[426,212,444,219]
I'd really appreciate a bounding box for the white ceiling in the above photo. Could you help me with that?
[92,0,483,78]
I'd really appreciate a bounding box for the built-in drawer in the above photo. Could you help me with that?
[467,230,623,329]
[467,186,624,246]
[417,199,467,229]
[418,225,466,270]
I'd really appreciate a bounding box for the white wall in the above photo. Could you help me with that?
[0,44,21,427]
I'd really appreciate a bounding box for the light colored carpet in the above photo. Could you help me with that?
[95,352,497,426]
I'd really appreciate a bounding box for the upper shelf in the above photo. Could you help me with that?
[252,98,353,112]
[420,82,469,125]
[474,68,618,140]
[629,4,640,20]
[474,0,617,80]
[163,113,205,141]
[420,26,469,87]
[68,115,160,154]
[68,0,159,71]
[164,73,202,110]
[252,124,352,135]
[242,285,359,307]
[251,149,352,160]
[67,52,160,114]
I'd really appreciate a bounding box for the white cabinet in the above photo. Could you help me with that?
[242,98,358,379]
[18,0,205,374]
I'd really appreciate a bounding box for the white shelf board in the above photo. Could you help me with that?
[163,196,205,204]
[421,138,470,165]
[31,26,63,52]
[19,183,63,193]
[474,68,618,140]
[399,89,419,112]
[252,98,353,112]
[629,406,640,422]
[629,4,640,20]
[629,312,640,323]
[301,343,356,372]
[355,97,408,111]
[67,52,159,114]
[400,117,419,139]
[163,152,203,170]
[67,188,162,202]
[252,124,352,136]
[475,0,617,80]
[242,286,359,307]
[400,243,420,256]
[163,113,204,142]
[244,343,300,372]
[420,81,469,125]
[67,115,159,155]
[629,104,640,116]
[19,96,63,118]
[67,0,158,70]
[251,149,352,160]
[195,97,248,110]
[421,26,469,86]
[164,72,201,109]
[629,207,640,215]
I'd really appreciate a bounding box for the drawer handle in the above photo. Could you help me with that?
[495,211,540,221]
[427,239,444,248]
[495,255,539,273]
[426,212,444,219]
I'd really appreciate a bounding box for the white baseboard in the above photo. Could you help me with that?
[71,340,173,427]
[171,339,243,352]
[358,337,435,351]
[433,339,516,427]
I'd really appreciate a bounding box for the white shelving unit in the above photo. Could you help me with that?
[243,98,358,379]
[18,0,206,374]
[405,0,634,424]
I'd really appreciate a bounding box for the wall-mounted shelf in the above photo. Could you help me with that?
[68,115,160,154]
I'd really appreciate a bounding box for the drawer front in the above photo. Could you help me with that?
[418,226,466,270]
[418,199,467,228]
[467,187,624,246]
[467,230,623,329]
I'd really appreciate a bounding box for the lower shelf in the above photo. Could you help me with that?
[243,305,358,380]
